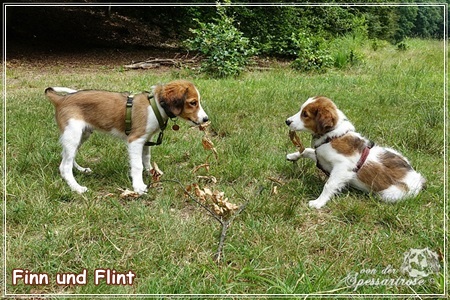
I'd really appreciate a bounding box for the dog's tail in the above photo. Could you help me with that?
[44,87,77,105]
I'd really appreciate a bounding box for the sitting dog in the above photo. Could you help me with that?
[285,96,425,209]
[45,80,209,194]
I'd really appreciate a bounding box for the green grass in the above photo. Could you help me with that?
[4,39,447,297]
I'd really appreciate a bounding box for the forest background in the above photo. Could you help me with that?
[6,1,447,77]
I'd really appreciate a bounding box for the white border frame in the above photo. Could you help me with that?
[2,2,447,298]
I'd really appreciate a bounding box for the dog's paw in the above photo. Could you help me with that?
[82,168,92,174]
[74,161,92,174]
[133,184,148,195]
[74,186,88,194]
[308,199,326,209]
[286,152,301,161]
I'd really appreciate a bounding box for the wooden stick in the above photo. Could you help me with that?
[289,130,305,153]
[157,179,248,263]
[124,58,198,69]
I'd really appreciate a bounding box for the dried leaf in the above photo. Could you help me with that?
[192,184,205,199]
[202,136,219,160]
[192,163,210,173]
[224,201,239,211]
[150,162,163,182]
[272,185,278,195]
[118,188,140,199]
[196,175,217,184]
[204,187,213,197]
[213,204,223,215]
[186,184,240,219]
[199,121,211,131]
[289,130,305,153]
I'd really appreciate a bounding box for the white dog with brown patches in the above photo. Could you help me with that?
[45,80,208,194]
[286,96,425,209]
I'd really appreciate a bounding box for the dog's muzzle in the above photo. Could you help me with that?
[190,116,209,126]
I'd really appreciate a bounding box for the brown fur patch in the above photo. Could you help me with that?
[330,134,366,156]
[301,96,338,135]
[52,91,128,133]
[380,150,412,170]
[357,150,411,192]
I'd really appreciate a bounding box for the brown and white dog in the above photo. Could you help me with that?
[45,80,209,194]
[285,96,425,209]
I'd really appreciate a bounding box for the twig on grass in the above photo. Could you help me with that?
[124,57,198,70]
[160,179,223,223]
[214,198,248,263]
[157,179,249,263]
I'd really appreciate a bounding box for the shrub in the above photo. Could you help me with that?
[330,33,366,69]
[396,41,409,51]
[185,5,256,78]
[371,39,388,51]
[290,31,333,73]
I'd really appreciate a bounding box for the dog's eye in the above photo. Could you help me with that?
[189,101,198,107]
[301,111,308,118]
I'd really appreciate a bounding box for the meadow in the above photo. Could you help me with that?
[4,39,446,297]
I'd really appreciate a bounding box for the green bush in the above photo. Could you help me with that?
[185,5,256,78]
[330,32,366,69]
[290,31,333,73]
[396,41,409,51]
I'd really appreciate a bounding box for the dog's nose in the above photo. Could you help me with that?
[285,119,292,126]
[203,116,209,123]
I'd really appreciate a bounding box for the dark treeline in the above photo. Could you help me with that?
[6,2,446,54]
[112,2,446,42]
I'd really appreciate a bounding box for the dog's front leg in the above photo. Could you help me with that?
[142,145,151,172]
[286,151,301,161]
[309,168,352,209]
[287,148,316,162]
[128,139,148,194]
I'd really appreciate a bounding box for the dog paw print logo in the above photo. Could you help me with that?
[400,248,440,278]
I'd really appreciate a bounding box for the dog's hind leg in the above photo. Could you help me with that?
[380,171,426,202]
[73,128,93,173]
[309,168,353,209]
[59,120,88,193]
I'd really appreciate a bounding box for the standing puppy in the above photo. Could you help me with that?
[285,96,425,209]
[45,80,209,194]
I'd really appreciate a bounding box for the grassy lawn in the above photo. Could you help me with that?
[4,39,446,297]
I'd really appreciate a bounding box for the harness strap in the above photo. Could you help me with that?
[124,94,168,146]
[145,95,168,146]
[316,160,330,177]
[125,95,133,135]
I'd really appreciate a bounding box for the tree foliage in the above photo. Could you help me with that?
[9,2,444,77]
[183,3,445,76]
[185,4,256,78]
[184,3,445,44]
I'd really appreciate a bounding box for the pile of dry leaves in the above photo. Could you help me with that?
[186,184,239,219]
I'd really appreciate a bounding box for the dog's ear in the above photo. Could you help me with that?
[315,106,337,135]
[159,83,188,117]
